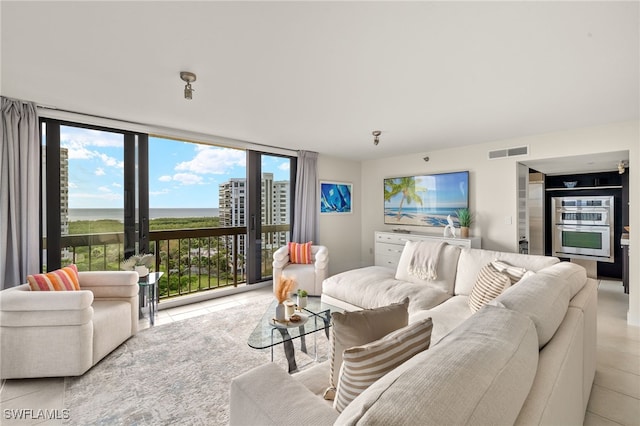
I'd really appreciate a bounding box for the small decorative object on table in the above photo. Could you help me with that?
[297,289,308,309]
[443,215,457,238]
[120,253,155,277]
[274,276,295,322]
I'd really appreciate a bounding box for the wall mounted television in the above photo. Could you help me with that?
[384,170,469,227]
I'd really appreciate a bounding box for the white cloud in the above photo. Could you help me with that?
[95,167,106,176]
[60,127,123,148]
[175,146,245,175]
[68,182,78,188]
[278,162,290,171]
[98,186,112,193]
[158,175,173,182]
[73,192,122,201]
[112,182,122,188]
[150,189,170,196]
[97,153,124,169]
[173,173,203,185]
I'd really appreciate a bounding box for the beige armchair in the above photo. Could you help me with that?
[272,245,329,296]
[0,271,139,379]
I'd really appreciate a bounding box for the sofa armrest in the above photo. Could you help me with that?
[79,271,139,299]
[230,363,339,426]
[0,284,93,311]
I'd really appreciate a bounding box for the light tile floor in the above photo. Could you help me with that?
[1,281,638,425]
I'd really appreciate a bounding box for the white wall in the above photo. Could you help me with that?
[317,154,362,276]
[358,120,639,325]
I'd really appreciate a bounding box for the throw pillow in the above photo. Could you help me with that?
[288,241,313,264]
[324,298,409,400]
[468,263,510,312]
[333,318,433,412]
[491,260,529,284]
[27,264,80,291]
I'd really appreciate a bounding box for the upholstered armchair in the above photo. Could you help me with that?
[272,245,329,296]
[0,271,139,379]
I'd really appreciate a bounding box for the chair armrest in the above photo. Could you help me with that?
[273,245,290,265]
[313,246,329,270]
[0,284,93,311]
[79,271,139,298]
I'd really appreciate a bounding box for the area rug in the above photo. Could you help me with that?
[63,294,329,425]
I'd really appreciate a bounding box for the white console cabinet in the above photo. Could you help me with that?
[375,231,481,269]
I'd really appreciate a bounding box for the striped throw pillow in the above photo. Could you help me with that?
[333,318,433,412]
[468,263,511,312]
[27,264,81,291]
[288,241,313,264]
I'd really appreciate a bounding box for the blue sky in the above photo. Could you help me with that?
[56,126,290,209]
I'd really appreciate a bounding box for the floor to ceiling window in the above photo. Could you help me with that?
[40,119,147,272]
[40,120,296,299]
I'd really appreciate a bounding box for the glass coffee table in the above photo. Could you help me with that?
[248,297,343,373]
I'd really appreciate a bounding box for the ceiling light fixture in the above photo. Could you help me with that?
[180,71,197,100]
[618,160,626,174]
[372,130,381,146]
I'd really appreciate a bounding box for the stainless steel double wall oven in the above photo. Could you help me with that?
[551,195,614,263]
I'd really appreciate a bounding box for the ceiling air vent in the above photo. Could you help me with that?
[488,146,529,160]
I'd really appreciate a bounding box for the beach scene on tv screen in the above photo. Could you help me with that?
[384,171,468,227]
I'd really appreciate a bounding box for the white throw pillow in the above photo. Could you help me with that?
[334,318,433,412]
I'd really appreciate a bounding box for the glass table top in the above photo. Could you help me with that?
[247,297,343,350]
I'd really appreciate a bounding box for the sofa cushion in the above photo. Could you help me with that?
[337,305,539,426]
[288,241,313,264]
[27,264,81,291]
[468,263,511,312]
[455,248,559,296]
[492,271,570,348]
[409,295,473,344]
[334,318,433,412]
[326,298,409,399]
[395,242,461,295]
[322,266,450,314]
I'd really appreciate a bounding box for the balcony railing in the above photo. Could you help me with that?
[55,224,289,300]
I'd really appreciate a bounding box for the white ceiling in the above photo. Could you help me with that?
[1,1,638,165]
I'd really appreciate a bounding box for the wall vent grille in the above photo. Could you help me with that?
[488,146,529,159]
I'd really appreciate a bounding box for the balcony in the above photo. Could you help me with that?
[53,224,289,301]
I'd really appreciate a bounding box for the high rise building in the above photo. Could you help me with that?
[219,173,290,265]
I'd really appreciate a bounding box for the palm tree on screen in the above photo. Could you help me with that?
[384,177,424,220]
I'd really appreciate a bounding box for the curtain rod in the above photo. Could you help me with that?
[33,101,298,157]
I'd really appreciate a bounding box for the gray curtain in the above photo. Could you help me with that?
[1,97,40,289]
[292,150,318,243]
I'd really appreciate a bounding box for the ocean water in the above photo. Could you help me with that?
[383,206,465,215]
[68,208,220,222]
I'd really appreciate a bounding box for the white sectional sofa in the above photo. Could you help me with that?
[230,242,597,425]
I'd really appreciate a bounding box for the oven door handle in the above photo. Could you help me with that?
[556,224,610,232]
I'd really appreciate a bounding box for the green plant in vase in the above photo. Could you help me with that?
[456,208,473,238]
[297,289,308,309]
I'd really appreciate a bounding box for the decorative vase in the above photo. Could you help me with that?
[275,302,286,321]
[135,265,149,277]
[461,227,470,238]
[297,295,308,309]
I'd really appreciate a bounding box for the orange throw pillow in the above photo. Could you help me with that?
[288,241,313,264]
[27,264,81,291]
